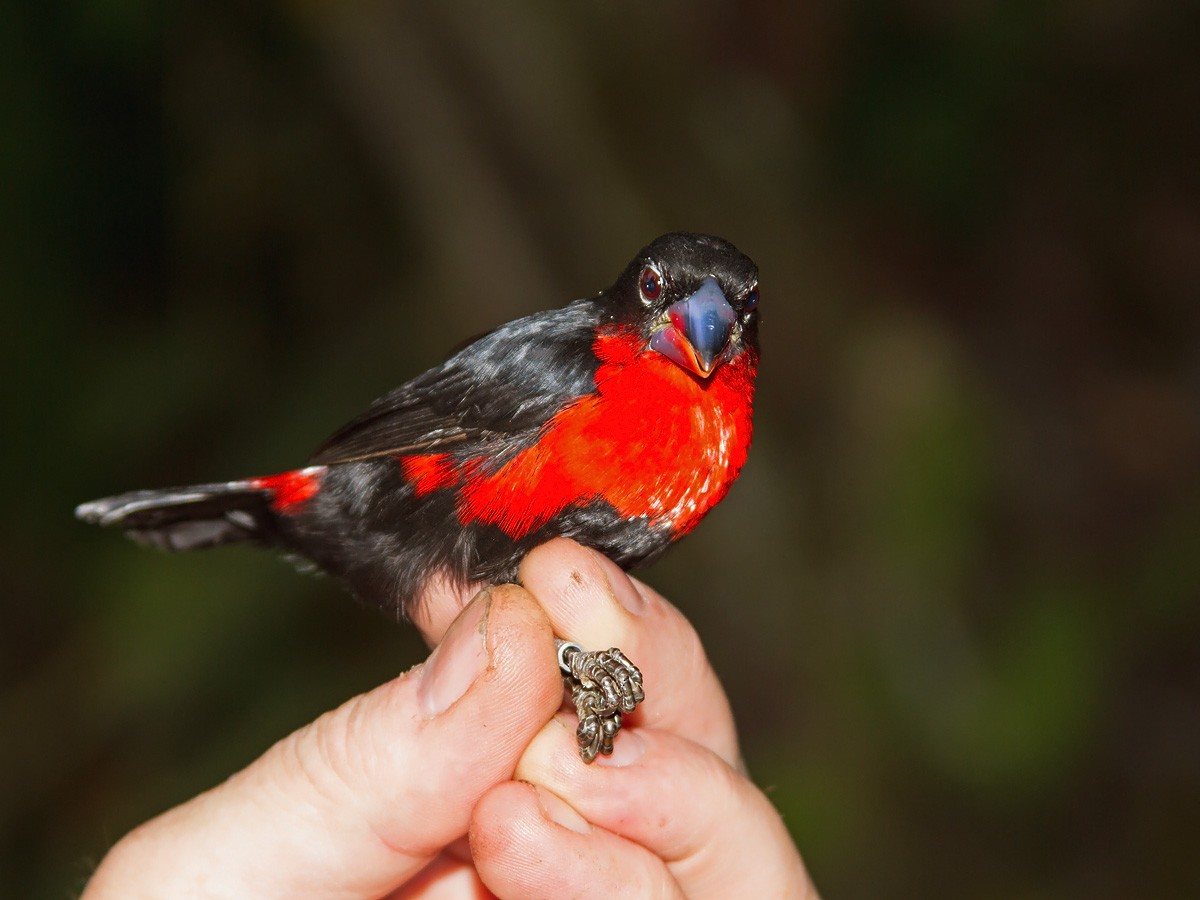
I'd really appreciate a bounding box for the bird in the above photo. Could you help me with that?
[77,232,760,760]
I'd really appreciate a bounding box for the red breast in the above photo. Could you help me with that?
[399,327,756,540]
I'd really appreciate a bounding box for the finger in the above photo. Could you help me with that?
[410,570,486,647]
[470,781,685,900]
[517,716,817,899]
[519,538,740,766]
[84,586,562,900]
[381,848,484,900]
[380,838,482,899]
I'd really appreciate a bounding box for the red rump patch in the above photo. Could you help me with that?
[251,467,325,511]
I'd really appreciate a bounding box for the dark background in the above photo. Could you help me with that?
[3,2,1198,897]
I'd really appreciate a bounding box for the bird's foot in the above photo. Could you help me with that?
[556,641,645,763]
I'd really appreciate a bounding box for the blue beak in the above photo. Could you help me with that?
[649,277,736,378]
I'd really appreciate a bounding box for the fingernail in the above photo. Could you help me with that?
[419,589,491,715]
[595,728,646,768]
[593,551,646,615]
[534,785,591,834]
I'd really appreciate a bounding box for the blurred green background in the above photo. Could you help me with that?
[3,1,1198,897]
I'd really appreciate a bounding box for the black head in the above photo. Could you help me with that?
[603,232,759,378]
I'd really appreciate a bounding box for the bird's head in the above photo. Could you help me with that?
[604,233,759,379]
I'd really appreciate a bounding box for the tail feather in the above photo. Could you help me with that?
[75,481,275,552]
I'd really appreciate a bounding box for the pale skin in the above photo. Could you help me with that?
[83,538,818,898]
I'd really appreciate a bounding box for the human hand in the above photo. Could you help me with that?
[457,539,819,898]
[82,584,564,898]
[83,539,816,898]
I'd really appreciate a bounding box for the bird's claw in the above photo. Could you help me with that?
[557,641,645,763]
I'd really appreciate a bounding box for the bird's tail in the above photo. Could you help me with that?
[75,481,274,551]
[74,468,325,552]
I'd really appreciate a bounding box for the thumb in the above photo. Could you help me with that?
[84,586,561,899]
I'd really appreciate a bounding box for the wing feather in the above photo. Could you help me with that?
[309,301,602,465]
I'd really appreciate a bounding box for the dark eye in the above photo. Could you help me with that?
[640,267,662,302]
[745,287,759,313]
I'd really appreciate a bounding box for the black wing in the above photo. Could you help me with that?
[309,300,603,465]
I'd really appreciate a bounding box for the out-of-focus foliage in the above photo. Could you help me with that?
[3,2,1197,897]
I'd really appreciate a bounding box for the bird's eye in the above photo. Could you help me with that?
[639,267,662,303]
[745,287,759,313]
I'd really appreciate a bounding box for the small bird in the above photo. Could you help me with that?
[77,232,760,760]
